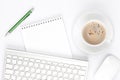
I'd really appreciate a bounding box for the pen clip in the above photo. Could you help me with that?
[22,14,31,21]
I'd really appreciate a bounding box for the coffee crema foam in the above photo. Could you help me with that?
[82,21,106,45]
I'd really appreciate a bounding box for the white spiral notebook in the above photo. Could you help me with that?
[21,16,72,58]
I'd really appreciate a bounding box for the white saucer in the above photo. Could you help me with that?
[72,10,114,54]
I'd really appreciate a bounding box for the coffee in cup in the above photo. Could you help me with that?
[82,20,106,45]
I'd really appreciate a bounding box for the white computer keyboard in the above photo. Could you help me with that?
[3,49,88,80]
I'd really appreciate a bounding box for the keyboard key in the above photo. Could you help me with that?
[11,75,16,80]
[14,71,19,75]
[53,77,58,80]
[20,71,25,76]
[6,64,13,69]
[70,65,75,69]
[41,69,46,74]
[23,61,28,66]
[59,77,64,80]
[56,66,61,71]
[51,66,55,70]
[67,68,72,73]
[81,66,87,71]
[36,74,41,78]
[22,77,27,80]
[63,73,69,78]
[47,61,52,65]
[47,76,52,80]
[34,63,39,68]
[47,70,52,75]
[39,64,44,68]
[13,56,17,59]
[80,75,85,80]
[78,70,86,75]
[64,64,69,67]
[12,59,17,64]
[69,74,74,79]
[5,69,13,74]
[31,73,36,78]
[45,64,50,69]
[4,74,10,79]
[30,58,34,62]
[36,69,41,73]
[24,57,29,61]
[74,75,80,80]
[29,62,33,66]
[25,67,29,71]
[30,68,35,72]
[18,60,22,65]
[62,67,66,72]
[52,62,58,66]
[75,66,81,69]
[52,71,57,76]
[58,63,64,67]
[6,59,11,63]
[41,60,46,64]
[18,57,23,60]
[73,69,78,74]
[16,76,22,80]
[42,75,47,80]
[19,66,24,71]
[14,65,19,70]
[36,59,41,63]
[7,55,12,58]
[25,72,30,77]
[58,72,63,77]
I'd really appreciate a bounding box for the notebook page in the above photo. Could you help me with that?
[21,16,72,58]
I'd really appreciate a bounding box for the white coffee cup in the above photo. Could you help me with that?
[72,10,114,54]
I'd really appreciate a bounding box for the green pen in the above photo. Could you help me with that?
[5,8,34,36]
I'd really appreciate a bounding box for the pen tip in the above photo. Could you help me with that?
[31,8,34,12]
[5,32,10,37]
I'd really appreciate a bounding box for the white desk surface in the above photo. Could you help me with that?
[1,0,120,80]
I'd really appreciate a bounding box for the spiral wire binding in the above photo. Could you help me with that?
[21,16,62,30]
